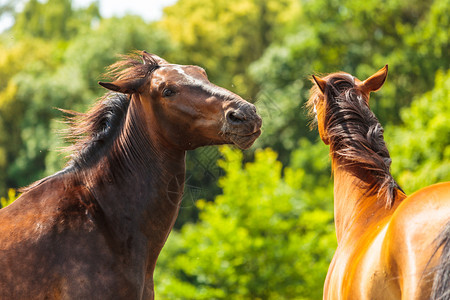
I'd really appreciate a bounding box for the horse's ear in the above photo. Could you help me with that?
[312,75,327,94]
[142,50,168,65]
[98,77,146,94]
[361,65,388,94]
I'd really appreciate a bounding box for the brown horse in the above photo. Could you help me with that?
[0,51,262,299]
[308,65,450,299]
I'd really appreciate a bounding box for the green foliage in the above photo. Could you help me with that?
[388,70,450,193]
[0,188,19,208]
[250,0,449,163]
[0,38,61,193]
[160,0,301,97]
[0,0,16,17]
[62,16,175,93]
[1,0,449,296]
[158,0,303,224]
[155,146,335,299]
[0,10,174,194]
[384,0,450,117]
[13,0,100,40]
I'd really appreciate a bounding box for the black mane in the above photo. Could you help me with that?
[64,52,161,171]
[23,52,160,191]
[64,93,131,170]
[308,73,403,208]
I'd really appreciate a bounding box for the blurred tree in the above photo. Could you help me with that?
[1,1,448,297]
[0,188,19,208]
[159,0,303,225]
[13,0,100,40]
[155,146,335,299]
[0,38,59,194]
[388,70,450,193]
[0,0,16,17]
[62,16,175,93]
[250,0,448,164]
[382,0,450,120]
[159,0,301,98]
[1,11,174,195]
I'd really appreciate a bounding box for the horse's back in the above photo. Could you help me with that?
[326,183,450,300]
[384,182,450,299]
[0,177,96,251]
[0,176,137,299]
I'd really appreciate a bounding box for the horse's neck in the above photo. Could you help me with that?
[83,97,186,274]
[332,162,395,244]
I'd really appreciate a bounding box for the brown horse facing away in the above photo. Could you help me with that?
[308,66,450,300]
[0,51,262,299]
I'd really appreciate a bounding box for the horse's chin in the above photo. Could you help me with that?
[229,129,262,149]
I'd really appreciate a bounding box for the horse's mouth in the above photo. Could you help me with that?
[228,129,262,149]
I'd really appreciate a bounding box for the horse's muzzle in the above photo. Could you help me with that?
[224,103,262,149]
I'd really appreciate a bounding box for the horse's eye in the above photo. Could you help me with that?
[162,88,175,97]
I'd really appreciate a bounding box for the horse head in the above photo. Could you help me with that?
[308,65,388,145]
[99,51,262,150]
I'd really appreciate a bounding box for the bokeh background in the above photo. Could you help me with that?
[0,0,449,298]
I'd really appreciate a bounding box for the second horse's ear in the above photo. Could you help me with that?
[312,75,327,94]
[98,77,146,94]
[361,65,388,94]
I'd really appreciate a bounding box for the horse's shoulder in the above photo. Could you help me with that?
[0,175,98,241]
[15,176,88,209]
[382,182,450,285]
[389,182,450,230]
[408,182,450,203]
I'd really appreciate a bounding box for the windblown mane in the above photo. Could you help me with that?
[64,51,160,170]
[307,73,403,208]
[24,52,160,190]
[63,93,131,170]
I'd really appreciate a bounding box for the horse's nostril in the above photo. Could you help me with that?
[227,111,245,124]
